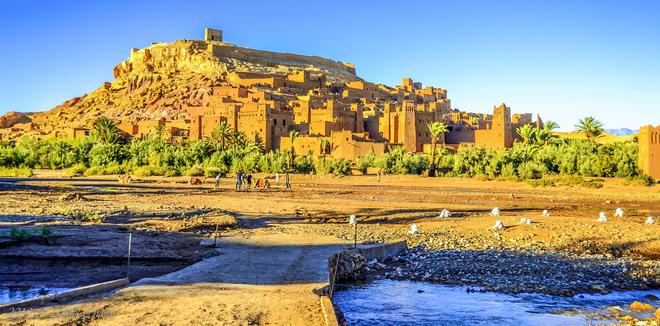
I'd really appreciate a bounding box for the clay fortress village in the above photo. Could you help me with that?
[0,27,658,175]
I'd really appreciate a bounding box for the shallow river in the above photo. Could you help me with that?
[0,286,70,305]
[333,280,659,326]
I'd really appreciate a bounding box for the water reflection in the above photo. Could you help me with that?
[0,286,70,305]
[333,280,659,326]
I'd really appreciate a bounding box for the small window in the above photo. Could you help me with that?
[283,120,286,126]
[274,120,277,125]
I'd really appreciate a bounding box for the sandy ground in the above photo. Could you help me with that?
[0,171,659,325]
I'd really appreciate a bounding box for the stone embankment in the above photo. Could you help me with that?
[365,246,660,297]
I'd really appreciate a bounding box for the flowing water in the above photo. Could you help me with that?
[333,280,659,325]
[0,286,70,305]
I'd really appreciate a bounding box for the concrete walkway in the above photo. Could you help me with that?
[135,233,349,286]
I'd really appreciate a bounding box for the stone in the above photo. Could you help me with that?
[614,208,624,217]
[438,209,451,218]
[629,301,653,311]
[408,224,419,235]
[492,220,505,230]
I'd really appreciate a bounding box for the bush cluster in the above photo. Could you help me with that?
[0,129,649,182]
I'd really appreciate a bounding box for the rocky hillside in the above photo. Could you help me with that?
[1,40,359,139]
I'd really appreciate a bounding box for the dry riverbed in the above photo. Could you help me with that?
[0,171,658,325]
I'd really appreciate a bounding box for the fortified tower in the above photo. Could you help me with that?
[638,125,660,179]
[204,28,223,42]
[491,103,514,148]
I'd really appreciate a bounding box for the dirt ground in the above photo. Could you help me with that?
[0,171,659,325]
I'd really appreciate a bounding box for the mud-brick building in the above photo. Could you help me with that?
[441,103,514,149]
[638,125,660,179]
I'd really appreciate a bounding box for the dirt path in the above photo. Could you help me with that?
[136,232,348,286]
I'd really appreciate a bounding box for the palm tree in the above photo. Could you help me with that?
[535,120,560,145]
[575,116,604,142]
[516,124,537,145]
[92,117,120,144]
[427,121,448,177]
[469,116,480,127]
[51,140,72,168]
[229,130,247,150]
[543,120,560,131]
[288,130,300,169]
[319,138,331,159]
[244,140,263,153]
[208,121,232,151]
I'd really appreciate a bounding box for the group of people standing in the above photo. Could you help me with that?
[235,172,253,191]
[231,172,290,191]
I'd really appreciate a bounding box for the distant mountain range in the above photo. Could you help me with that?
[605,128,638,136]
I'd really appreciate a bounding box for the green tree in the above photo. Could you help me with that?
[319,138,331,159]
[575,116,604,142]
[516,124,537,145]
[208,121,232,151]
[153,124,166,141]
[427,121,448,177]
[92,117,120,144]
[229,130,247,150]
[543,120,560,131]
[288,130,300,170]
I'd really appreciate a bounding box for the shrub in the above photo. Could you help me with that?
[70,211,104,223]
[0,167,33,177]
[293,154,315,174]
[332,159,353,176]
[66,163,87,175]
[204,166,226,177]
[356,151,376,174]
[0,134,645,182]
[132,165,170,177]
[164,168,180,177]
[182,166,204,177]
[517,161,545,180]
[83,163,125,176]
[41,228,54,245]
[624,174,656,187]
[314,157,334,175]
[88,143,126,167]
[10,228,32,241]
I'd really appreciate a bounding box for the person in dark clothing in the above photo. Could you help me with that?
[236,172,243,191]
[246,174,253,190]
[285,173,291,189]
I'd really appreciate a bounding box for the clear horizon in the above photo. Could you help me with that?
[1,0,659,131]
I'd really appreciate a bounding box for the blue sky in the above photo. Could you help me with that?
[1,0,658,131]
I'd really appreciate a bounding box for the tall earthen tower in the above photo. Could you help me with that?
[492,103,514,148]
[638,125,660,179]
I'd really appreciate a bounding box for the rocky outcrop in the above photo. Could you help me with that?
[0,112,32,129]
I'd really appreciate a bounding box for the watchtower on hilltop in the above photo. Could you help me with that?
[205,28,223,42]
